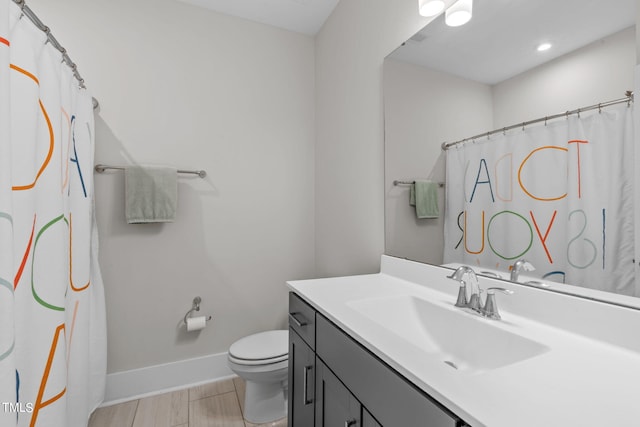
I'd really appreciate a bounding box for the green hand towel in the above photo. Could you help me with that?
[125,165,178,223]
[410,180,439,219]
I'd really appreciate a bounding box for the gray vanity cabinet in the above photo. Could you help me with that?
[315,359,362,427]
[288,293,317,427]
[315,359,382,427]
[289,329,315,427]
[289,292,467,427]
[362,409,382,427]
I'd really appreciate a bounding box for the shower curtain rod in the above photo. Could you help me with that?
[441,91,634,151]
[12,0,91,93]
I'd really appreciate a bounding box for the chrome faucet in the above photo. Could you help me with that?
[447,266,481,313]
[448,266,514,320]
[510,259,535,282]
[482,287,514,320]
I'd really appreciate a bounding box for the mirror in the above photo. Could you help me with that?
[384,0,639,307]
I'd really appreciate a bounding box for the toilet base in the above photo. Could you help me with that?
[243,379,287,424]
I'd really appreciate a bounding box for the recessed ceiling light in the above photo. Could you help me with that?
[537,42,552,52]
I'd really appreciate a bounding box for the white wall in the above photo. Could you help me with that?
[493,27,636,127]
[29,0,316,374]
[383,59,493,264]
[314,0,431,277]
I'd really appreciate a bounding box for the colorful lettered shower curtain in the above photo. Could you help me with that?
[444,103,637,297]
[0,1,106,426]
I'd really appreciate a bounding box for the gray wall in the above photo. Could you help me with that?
[30,0,316,373]
[383,60,494,265]
[314,0,430,277]
[26,0,453,376]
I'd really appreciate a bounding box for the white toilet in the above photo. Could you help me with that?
[227,330,289,424]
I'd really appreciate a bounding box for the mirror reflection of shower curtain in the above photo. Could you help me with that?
[444,103,636,297]
[0,2,106,426]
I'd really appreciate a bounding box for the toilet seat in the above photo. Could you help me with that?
[228,353,287,366]
[229,330,288,366]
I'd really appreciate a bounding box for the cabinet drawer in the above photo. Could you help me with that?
[316,314,461,427]
[289,292,316,349]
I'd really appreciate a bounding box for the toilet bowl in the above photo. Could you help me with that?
[227,330,289,424]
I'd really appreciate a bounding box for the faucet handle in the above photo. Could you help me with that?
[482,287,514,320]
[452,280,467,308]
[487,287,514,295]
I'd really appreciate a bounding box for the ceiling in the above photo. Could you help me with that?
[176,0,340,35]
[390,0,636,85]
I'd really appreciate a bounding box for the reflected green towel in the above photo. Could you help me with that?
[410,180,439,219]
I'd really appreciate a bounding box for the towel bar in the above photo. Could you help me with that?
[95,164,206,178]
[394,180,444,188]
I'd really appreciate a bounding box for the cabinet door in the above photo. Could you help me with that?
[315,359,361,427]
[288,329,315,427]
[362,409,381,427]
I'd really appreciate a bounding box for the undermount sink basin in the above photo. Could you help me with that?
[347,295,548,374]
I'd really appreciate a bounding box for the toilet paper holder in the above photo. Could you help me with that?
[183,296,212,325]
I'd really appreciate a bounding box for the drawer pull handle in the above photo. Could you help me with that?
[303,365,313,405]
[289,312,308,327]
[345,419,357,427]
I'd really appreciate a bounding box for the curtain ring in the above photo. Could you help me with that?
[565,111,570,120]
[503,127,506,135]
[598,103,602,113]
[522,122,525,131]
[544,116,548,126]
[577,108,581,118]
[486,132,490,140]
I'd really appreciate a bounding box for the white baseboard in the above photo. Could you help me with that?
[102,352,234,406]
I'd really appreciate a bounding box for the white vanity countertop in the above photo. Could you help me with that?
[287,256,640,427]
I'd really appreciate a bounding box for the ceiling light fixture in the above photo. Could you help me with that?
[537,42,552,52]
[445,0,473,27]
[419,0,445,17]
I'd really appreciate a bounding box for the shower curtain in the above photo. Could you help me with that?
[0,1,106,426]
[444,103,636,297]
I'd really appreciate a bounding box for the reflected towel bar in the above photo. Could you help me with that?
[94,164,207,178]
[394,180,444,188]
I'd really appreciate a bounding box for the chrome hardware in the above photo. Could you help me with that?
[289,312,308,327]
[467,288,485,313]
[524,280,550,288]
[345,419,357,427]
[479,270,502,279]
[94,164,207,178]
[510,259,535,282]
[453,280,467,308]
[183,296,212,324]
[303,365,313,405]
[448,267,514,320]
[481,288,514,320]
[447,266,480,312]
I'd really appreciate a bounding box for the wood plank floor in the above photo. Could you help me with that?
[89,377,287,427]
